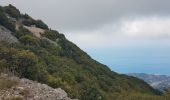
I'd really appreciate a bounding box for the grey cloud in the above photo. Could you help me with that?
[0,0,170,32]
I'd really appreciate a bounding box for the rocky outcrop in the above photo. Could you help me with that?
[0,74,76,100]
[0,25,18,43]
[24,25,45,38]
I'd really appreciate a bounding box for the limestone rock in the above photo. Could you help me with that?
[0,74,76,100]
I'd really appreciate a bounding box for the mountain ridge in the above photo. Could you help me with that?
[128,73,170,91]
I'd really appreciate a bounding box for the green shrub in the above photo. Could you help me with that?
[13,26,31,39]
[0,10,16,32]
[22,14,48,29]
[19,35,39,46]
[12,50,38,78]
[22,18,35,26]
[35,20,48,29]
[21,14,32,19]
[81,87,104,100]
[4,4,21,19]
[42,30,62,41]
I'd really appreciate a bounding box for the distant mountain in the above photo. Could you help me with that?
[128,73,170,91]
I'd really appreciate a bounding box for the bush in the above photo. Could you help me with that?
[4,4,21,19]
[22,14,48,29]
[75,75,84,83]
[22,19,35,26]
[42,30,62,41]
[81,87,104,100]
[0,10,16,32]
[19,35,39,46]
[12,50,39,78]
[21,14,32,19]
[35,20,48,29]
[14,26,31,39]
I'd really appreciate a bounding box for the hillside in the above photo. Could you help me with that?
[128,73,170,91]
[0,4,169,100]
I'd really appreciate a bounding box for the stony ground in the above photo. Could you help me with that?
[24,26,45,38]
[0,74,76,100]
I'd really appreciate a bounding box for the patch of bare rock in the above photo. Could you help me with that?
[0,73,77,100]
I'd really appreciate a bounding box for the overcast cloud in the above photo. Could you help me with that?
[67,16,170,48]
[0,0,170,48]
[0,0,170,30]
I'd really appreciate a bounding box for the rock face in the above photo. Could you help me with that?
[24,26,45,38]
[0,74,76,100]
[0,25,18,43]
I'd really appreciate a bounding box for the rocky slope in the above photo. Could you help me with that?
[0,25,18,43]
[0,73,75,100]
[128,73,170,91]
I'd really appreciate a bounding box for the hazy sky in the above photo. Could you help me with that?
[1,0,170,75]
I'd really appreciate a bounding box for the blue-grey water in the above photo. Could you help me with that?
[84,46,170,75]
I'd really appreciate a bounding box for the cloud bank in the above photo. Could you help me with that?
[66,16,170,48]
[0,0,170,31]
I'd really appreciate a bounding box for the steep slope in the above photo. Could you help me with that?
[128,73,170,91]
[0,4,163,100]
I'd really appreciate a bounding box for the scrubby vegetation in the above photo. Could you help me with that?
[0,77,17,90]
[0,4,170,100]
[0,6,16,32]
[4,4,21,19]
[0,31,162,100]
[22,14,48,29]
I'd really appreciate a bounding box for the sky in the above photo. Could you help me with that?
[0,0,170,75]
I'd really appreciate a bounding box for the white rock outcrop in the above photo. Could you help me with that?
[0,74,76,100]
